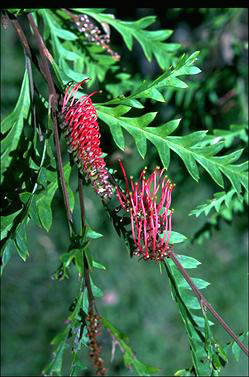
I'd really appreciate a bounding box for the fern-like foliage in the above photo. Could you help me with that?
[190,190,247,244]
[189,188,248,218]
[72,8,181,70]
[97,102,248,196]
[193,124,248,149]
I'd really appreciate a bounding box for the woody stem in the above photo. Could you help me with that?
[78,173,94,311]
[27,13,73,236]
[165,250,249,357]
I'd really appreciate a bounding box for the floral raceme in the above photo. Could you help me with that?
[116,160,175,261]
[61,79,113,199]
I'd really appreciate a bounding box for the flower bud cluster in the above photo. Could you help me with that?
[73,14,120,61]
[85,309,106,376]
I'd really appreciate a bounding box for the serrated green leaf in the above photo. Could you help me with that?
[189,189,238,218]
[99,104,247,191]
[81,11,180,69]
[102,52,200,106]
[213,124,248,148]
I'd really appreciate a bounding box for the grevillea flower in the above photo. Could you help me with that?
[116,160,175,261]
[61,79,113,199]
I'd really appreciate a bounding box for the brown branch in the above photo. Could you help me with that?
[10,16,47,80]
[166,249,249,357]
[27,13,74,235]
[78,172,94,309]
[78,173,86,231]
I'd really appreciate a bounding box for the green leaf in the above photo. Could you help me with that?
[175,255,201,269]
[36,171,58,232]
[175,368,193,376]
[42,342,67,376]
[82,289,89,314]
[68,293,84,322]
[1,69,30,133]
[53,26,78,40]
[1,239,16,275]
[85,227,103,239]
[92,260,106,270]
[189,189,238,217]
[213,124,248,148]
[99,103,248,192]
[90,277,104,298]
[64,162,75,212]
[101,53,200,106]
[15,224,29,261]
[80,11,181,69]
[60,248,84,276]
[178,277,210,291]
[160,231,187,244]
[50,325,71,347]
[231,334,245,362]
[101,317,160,376]
[98,106,180,167]
[223,331,248,362]
[1,69,30,179]
[1,209,22,240]
[164,258,219,376]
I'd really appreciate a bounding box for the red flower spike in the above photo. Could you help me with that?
[61,79,113,199]
[116,160,175,261]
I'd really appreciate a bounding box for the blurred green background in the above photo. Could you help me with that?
[1,8,248,376]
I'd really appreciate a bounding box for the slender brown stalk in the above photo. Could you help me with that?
[78,172,94,307]
[78,174,106,375]
[166,249,249,357]
[78,173,86,231]
[27,13,73,234]
[10,16,47,81]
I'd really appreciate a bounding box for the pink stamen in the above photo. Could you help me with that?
[116,163,175,261]
[118,159,129,193]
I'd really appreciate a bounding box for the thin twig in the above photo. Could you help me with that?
[166,249,249,357]
[78,173,86,231]
[78,172,94,305]
[10,16,47,80]
[27,13,73,235]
